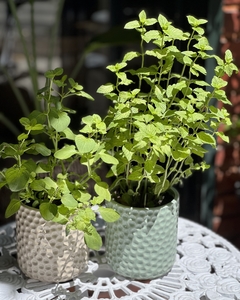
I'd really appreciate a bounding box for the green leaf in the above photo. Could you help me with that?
[94,182,111,201]
[98,207,120,222]
[217,132,229,143]
[75,135,98,154]
[225,49,233,63]
[165,25,185,40]
[187,15,207,27]
[145,159,155,173]
[5,167,30,192]
[5,199,21,218]
[145,18,157,26]
[62,128,76,140]
[50,111,70,132]
[172,148,190,161]
[77,90,94,101]
[42,177,58,189]
[30,179,46,191]
[40,202,58,221]
[123,51,140,62]
[158,14,170,30]
[99,152,118,165]
[35,144,51,156]
[155,86,163,101]
[211,76,228,89]
[128,168,143,180]
[124,20,140,29]
[61,194,78,208]
[84,226,102,250]
[17,133,28,141]
[107,63,127,72]
[97,83,115,94]
[139,10,146,23]
[54,145,77,159]
[197,131,216,146]
[122,145,134,162]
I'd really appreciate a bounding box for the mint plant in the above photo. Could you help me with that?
[97,11,238,207]
[0,68,119,250]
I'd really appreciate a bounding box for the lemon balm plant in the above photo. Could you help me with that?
[97,11,238,279]
[99,11,237,207]
[0,68,119,251]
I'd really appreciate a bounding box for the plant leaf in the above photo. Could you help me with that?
[54,145,77,159]
[98,207,120,222]
[5,199,21,218]
[40,202,58,221]
[84,226,102,250]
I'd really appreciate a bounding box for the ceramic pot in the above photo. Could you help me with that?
[105,188,179,280]
[16,204,88,283]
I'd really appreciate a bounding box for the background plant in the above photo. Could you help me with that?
[0,67,119,250]
[97,10,238,208]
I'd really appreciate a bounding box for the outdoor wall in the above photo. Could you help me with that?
[214,0,240,249]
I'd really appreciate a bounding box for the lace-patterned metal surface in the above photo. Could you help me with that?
[0,218,239,300]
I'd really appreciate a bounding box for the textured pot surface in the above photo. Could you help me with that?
[105,188,179,280]
[16,205,88,283]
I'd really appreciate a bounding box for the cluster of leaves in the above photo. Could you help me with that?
[97,10,238,207]
[0,68,119,250]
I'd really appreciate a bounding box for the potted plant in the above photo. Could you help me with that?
[0,67,119,283]
[97,11,238,280]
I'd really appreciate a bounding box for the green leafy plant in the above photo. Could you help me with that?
[97,10,238,208]
[0,67,119,250]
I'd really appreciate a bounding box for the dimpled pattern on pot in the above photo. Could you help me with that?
[105,190,179,280]
[16,205,88,283]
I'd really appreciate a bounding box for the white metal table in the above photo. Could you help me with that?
[0,217,240,300]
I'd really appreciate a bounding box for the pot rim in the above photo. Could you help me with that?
[109,187,179,211]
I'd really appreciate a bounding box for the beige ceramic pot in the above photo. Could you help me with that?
[16,204,88,283]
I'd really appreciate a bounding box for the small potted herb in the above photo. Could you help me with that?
[97,11,238,279]
[0,68,119,282]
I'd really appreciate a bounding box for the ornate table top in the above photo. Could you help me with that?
[0,217,240,300]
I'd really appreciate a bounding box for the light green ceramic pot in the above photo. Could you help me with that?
[105,188,179,280]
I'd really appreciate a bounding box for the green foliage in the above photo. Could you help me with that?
[0,68,119,250]
[97,10,238,208]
